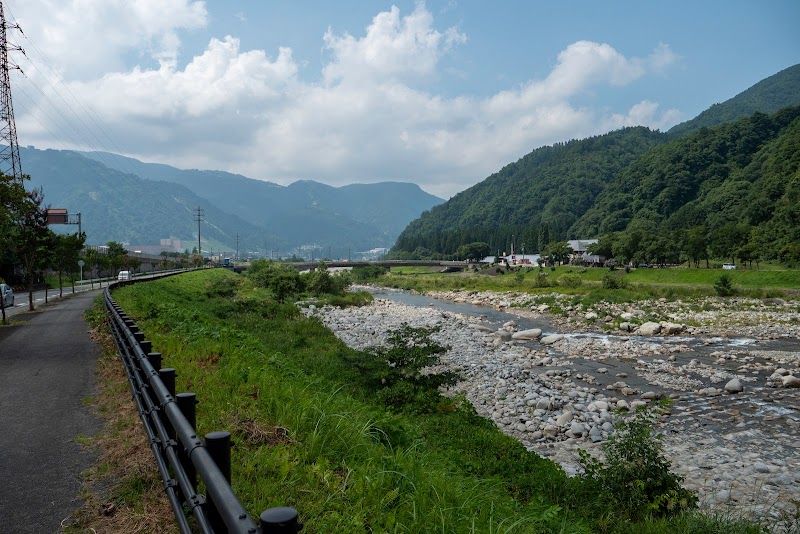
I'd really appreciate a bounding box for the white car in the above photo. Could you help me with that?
[118,271,131,281]
[0,283,14,307]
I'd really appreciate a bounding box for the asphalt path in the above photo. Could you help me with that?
[0,289,104,533]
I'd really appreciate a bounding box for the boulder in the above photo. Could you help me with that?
[782,375,800,388]
[661,322,684,335]
[468,323,494,332]
[724,378,744,394]
[638,322,662,336]
[494,330,513,341]
[512,328,543,340]
[620,312,634,321]
[585,312,598,320]
[540,334,564,345]
[556,412,573,426]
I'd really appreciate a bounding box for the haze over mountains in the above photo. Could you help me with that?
[22,147,443,258]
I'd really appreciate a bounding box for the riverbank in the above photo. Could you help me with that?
[304,287,800,530]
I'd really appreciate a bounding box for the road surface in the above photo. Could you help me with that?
[0,289,103,533]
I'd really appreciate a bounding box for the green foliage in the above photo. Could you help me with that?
[245,259,304,301]
[351,265,389,281]
[365,324,457,412]
[603,272,629,289]
[558,273,583,287]
[577,406,698,521]
[392,127,665,256]
[301,262,351,296]
[456,241,491,261]
[533,271,551,288]
[713,273,736,296]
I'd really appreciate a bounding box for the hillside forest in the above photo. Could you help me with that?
[391,105,800,267]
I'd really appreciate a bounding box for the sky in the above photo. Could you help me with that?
[7,1,800,199]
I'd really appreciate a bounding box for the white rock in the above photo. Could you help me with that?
[782,375,800,388]
[638,322,662,336]
[512,328,542,340]
[556,412,573,426]
[540,334,564,345]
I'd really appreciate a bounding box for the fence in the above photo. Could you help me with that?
[105,275,301,533]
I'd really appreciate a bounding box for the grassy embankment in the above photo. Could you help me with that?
[378,264,800,303]
[82,269,770,533]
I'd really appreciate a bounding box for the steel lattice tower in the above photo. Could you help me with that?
[0,0,21,181]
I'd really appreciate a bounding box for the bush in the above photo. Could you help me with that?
[602,272,628,289]
[533,272,551,288]
[245,259,304,301]
[713,273,736,296]
[351,265,389,282]
[577,406,697,520]
[558,273,582,288]
[364,324,457,412]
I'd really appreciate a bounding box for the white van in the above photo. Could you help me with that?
[118,271,131,281]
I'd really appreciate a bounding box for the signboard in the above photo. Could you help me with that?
[46,208,69,224]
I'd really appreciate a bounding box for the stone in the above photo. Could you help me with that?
[542,425,559,436]
[512,328,543,340]
[641,391,657,400]
[661,322,684,335]
[724,378,744,394]
[782,375,800,388]
[468,323,494,332]
[616,400,630,410]
[494,330,513,341]
[620,312,633,321]
[556,412,573,426]
[753,462,771,473]
[619,322,634,332]
[569,422,585,437]
[502,320,517,329]
[638,322,662,336]
[536,398,552,411]
[540,334,564,345]
[585,312,598,320]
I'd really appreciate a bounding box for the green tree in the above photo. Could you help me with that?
[456,242,491,261]
[52,232,86,297]
[685,226,709,268]
[709,223,749,264]
[544,241,573,266]
[14,188,51,310]
[105,241,128,277]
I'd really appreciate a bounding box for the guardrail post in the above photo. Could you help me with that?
[205,431,231,532]
[177,393,198,487]
[261,507,302,533]
[159,368,176,399]
[147,352,162,372]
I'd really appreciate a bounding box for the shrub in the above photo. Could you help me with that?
[602,273,628,289]
[351,265,389,282]
[577,406,697,520]
[558,273,582,288]
[364,324,457,412]
[533,272,551,288]
[713,273,736,297]
[245,260,304,302]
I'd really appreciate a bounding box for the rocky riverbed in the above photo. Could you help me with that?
[303,288,800,530]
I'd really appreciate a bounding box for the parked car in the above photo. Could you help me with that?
[0,283,14,307]
[117,271,131,281]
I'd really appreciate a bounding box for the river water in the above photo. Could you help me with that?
[369,287,800,449]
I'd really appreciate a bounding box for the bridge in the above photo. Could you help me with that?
[229,259,472,272]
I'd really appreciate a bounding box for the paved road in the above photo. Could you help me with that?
[0,289,104,533]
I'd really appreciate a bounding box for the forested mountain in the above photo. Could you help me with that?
[21,147,278,253]
[571,106,800,261]
[668,63,800,137]
[81,151,442,250]
[392,127,666,257]
[22,147,442,257]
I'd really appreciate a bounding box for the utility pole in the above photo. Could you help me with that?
[194,207,204,256]
[0,1,23,181]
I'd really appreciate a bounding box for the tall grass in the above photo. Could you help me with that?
[110,270,765,533]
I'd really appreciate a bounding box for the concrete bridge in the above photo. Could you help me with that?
[231,259,471,273]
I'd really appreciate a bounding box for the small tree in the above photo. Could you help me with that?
[14,188,51,311]
[52,232,86,297]
[713,273,736,297]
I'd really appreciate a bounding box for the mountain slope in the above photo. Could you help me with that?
[668,63,800,137]
[22,147,280,253]
[569,106,800,257]
[391,127,666,256]
[82,151,443,252]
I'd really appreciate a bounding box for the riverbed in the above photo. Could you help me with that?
[303,287,800,528]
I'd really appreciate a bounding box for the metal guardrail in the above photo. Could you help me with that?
[105,274,302,533]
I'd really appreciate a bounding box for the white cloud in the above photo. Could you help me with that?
[13,3,681,199]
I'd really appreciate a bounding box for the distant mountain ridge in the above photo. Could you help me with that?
[23,147,443,257]
[668,63,800,136]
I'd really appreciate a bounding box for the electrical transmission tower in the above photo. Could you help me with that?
[194,206,204,256]
[0,0,22,181]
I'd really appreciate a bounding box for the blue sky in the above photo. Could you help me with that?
[9,1,800,198]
